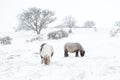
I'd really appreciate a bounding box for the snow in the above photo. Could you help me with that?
[0,28,120,80]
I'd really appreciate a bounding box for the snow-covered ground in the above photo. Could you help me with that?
[0,28,120,80]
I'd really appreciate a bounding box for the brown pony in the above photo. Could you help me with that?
[64,42,85,57]
[40,43,54,65]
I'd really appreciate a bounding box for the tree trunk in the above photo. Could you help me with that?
[37,31,40,34]
[36,27,42,35]
[69,28,72,33]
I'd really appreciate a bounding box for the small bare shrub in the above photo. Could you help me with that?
[48,30,68,39]
[110,28,120,37]
[0,36,12,45]
[26,36,43,42]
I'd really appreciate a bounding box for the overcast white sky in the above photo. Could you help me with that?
[0,0,120,32]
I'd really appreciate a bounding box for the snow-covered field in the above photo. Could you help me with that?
[0,28,120,80]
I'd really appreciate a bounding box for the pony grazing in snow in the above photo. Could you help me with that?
[64,42,85,57]
[40,43,54,65]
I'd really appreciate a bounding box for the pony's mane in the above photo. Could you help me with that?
[40,43,46,52]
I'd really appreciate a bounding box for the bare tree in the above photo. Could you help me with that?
[17,7,56,34]
[63,16,76,33]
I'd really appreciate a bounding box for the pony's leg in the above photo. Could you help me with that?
[51,52,54,57]
[41,59,44,64]
[64,49,68,57]
[75,51,79,57]
[41,56,44,64]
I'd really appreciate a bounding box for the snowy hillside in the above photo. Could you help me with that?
[0,28,120,80]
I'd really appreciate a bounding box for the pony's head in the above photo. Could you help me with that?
[80,50,85,57]
[43,55,50,65]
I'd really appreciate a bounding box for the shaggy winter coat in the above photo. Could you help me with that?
[40,43,54,65]
[64,42,85,57]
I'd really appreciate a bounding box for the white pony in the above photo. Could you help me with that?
[40,43,54,65]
